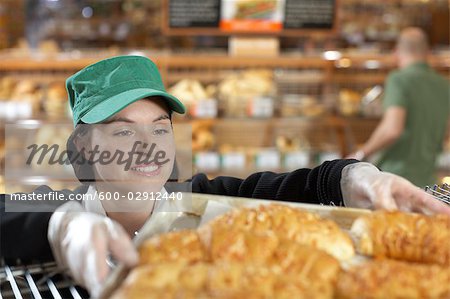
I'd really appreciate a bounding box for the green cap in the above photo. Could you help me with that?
[66,55,186,127]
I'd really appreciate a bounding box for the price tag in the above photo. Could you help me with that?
[284,151,310,170]
[17,102,32,118]
[4,102,18,120]
[248,97,274,118]
[0,102,6,119]
[255,150,280,170]
[318,151,341,164]
[195,152,220,172]
[222,152,246,170]
[191,99,218,118]
[437,152,450,169]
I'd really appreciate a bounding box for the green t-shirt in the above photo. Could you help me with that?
[376,62,450,187]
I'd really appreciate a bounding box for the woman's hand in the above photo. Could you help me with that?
[48,202,138,298]
[340,162,450,215]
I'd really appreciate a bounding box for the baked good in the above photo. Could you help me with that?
[139,226,340,282]
[201,204,355,261]
[351,211,450,265]
[139,230,208,265]
[339,89,361,116]
[201,228,340,279]
[122,205,345,299]
[168,79,208,107]
[336,259,450,299]
[112,260,338,299]
[44,82,68,118]
[192,121,215,152]
[0,77,16,99]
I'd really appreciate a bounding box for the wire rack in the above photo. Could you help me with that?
[425,184,450,205]
[0,261,88,299]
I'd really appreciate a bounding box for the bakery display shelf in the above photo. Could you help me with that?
[332,74,387,84]
[164,55,332,69]
[0,114,380,122]
[166,70,327,85]
[2,51,447,72]
[0,52,329,71]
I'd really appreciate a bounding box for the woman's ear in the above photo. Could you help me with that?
[73,132,91,158]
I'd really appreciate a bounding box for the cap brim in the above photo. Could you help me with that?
[80,88,186,124]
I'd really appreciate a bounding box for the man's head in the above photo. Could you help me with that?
[395,27,429,68]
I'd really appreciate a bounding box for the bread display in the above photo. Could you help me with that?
[336,259,450,299]
[9,80,42,114]
[351,211,450,265]
[44,82,68,119]
[192,121,215,152]
[110,204,450,299]
[338,89,361,116]
[0,77,68,118]
[113,204,345,299]
[0,77,16,99]
[218,69,275,117]
[168,79,211,107]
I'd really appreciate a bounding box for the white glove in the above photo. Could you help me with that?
[48,202,138,298]
[340,162,450,215]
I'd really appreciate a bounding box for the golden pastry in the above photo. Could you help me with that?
[351,211,450,265]
[113,204,349,298]
[201,204,355,261]
[336,259,450,299]
[112,261,338,299]
[139,230,208,265]
[201,228,340,280]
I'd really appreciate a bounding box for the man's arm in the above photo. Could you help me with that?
[349,107,406,159]
[192,159,359,206]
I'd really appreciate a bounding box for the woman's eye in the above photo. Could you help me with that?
[113,130,133,136]
[153,129,169,135]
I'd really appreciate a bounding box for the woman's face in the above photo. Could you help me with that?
[79,97,176,194]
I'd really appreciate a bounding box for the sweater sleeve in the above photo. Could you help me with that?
[0,185,78,262]
[191,159,359,205]
[1,195,54,262]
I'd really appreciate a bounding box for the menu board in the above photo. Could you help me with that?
[165,0,336,33]
[284,0,335,29]
[168,0,220,28]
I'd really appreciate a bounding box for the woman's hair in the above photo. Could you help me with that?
[66,123,96,184]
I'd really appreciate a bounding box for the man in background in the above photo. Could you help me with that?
[347,27,450,187]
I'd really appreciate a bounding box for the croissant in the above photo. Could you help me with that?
[351,211,450,265]
[139,228,340,284]
[139,230,208,265]
[112,261,339,299]
[336,259,450,299]
[201,204,355,261]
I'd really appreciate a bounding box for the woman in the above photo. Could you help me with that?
[1,55,449,297]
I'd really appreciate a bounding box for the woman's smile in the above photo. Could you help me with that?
[130,162,162,177]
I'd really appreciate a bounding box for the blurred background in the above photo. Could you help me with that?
[0,0,449,193]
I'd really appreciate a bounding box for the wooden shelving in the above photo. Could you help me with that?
[0,51,449,179]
